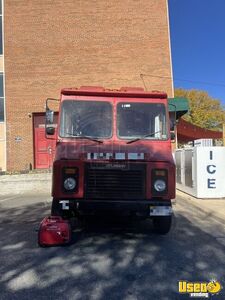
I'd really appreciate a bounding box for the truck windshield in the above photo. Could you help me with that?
[60,100,112,138]
[117,102,168,140]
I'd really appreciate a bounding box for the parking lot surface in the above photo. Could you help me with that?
[0,193,225,300]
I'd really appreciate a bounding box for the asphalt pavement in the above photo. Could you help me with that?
[0,192,225,300]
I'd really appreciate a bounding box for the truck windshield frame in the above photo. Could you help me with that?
[117,102,168,140]
[59,100,113,139]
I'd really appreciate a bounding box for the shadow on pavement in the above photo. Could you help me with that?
[0,201,225,300]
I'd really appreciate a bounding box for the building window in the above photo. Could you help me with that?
[0,16,2,55]
[0,0,2,55]
[0,98,4,121]
[0,72,3,97]
[0,73,4,121]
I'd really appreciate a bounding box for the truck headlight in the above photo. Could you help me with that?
[154,179,166,192]
[64,177,76,191]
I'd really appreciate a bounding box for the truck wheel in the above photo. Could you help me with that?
[153,216,172,234]
[51,199,61,216]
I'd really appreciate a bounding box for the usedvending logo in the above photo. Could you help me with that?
[178,280,222,298]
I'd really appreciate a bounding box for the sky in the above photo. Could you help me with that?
[168,0,225,106]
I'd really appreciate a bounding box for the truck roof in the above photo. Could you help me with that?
[61,86,167,99]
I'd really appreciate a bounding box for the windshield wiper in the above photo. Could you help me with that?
[126,130,162,144]
[66,132,103,144]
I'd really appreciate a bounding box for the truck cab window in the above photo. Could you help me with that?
[117,102,167,140]
[60,100,112,138]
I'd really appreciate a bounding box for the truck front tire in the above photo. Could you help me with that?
[153,216,172,234]
[51,199,61,216]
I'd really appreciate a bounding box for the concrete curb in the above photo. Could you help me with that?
[176,189,225,222]
[0,173,52,195]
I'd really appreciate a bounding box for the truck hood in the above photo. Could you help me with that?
[54,140,174,163]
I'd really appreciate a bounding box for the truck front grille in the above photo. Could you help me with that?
[85,163,146,200]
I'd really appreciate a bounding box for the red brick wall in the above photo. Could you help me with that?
[4,0,173,170]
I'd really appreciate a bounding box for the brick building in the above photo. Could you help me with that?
[1,0,173,171]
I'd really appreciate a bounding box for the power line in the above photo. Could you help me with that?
[140,73,225,88]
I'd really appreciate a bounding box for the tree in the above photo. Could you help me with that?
[175,88,225,131]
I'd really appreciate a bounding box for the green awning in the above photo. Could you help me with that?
[168,97,189,119]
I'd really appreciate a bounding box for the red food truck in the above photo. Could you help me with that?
[45,86,176,235]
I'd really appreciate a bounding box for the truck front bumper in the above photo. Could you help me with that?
[57,199,172,217]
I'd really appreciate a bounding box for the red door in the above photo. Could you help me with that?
[34,128,56,169]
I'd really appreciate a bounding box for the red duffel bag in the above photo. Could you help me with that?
[38,216,72,247]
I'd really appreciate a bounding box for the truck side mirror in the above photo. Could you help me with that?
[45,98,59,139]
[169,104,177,131]
[46,126,55,135]
[170,132,175,141]
[46,109,54,124]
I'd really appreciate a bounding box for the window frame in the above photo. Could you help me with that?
[59,100,114,139]
[116,101,169,141]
